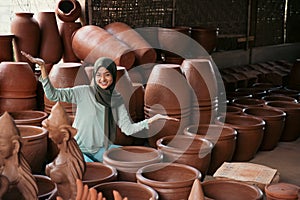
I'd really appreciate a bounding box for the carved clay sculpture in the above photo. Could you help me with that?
[0,112,38,200]
[188,179,205,200]
[42,102,85,200]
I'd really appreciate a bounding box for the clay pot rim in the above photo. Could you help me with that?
[53,62,82,68]
[7,110,48,124]
[14,12,34,16]
[262,95,298,103]
[34,174,57,199]
[57,0,77,15]
[265,101,300,110]
[17,125,48,139]
[82,162,117,185]
[216,115,265,129]
[243,107,286,119]
[232,97,266,106]
[0,61,30,65]
[265,183,300,199]
[136,162,201,188]
[0,34,15,39]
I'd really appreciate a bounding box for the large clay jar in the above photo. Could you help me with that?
[82,162,117,187]
[10,12,40,70]
[243,107,286,150]
[136,162,201,200]
[265,182,299,200]
[55,0,82,22]
[72,25,135,69]
[8,110,48,127]
[231,97,266,109]
[17,125,48,174]
[92,181,159,200]
[104,22,157,65]
[103,146,163,182]
[144,64,192,147]
[216,115,265,161]
[0,62,37,112]
[265,101,300,141]
[156,135,213,179]
[184,124,237,175]
[202,179,263,200]
[0,34,14,62]
[190,26,219,54]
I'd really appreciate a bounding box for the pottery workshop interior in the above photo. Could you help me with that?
[0,0,300,199]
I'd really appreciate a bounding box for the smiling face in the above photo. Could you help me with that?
[95,67,114,90]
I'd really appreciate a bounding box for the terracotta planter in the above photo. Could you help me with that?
[17,125,48,174]
[231,97,266,109]
[82,162,117,187]
[190,26,218,54]
[0,34,14,62]
[184,124,237,175]
[157,135,213,179]
[202,179,263,200]
[7,110,48,127]
[243,107,286,150]
[136,162,201,200]
[262,95,298,103]
[265,182,299,200]
[55,0,81,22]
[216,115,265,161]
[92,181,158,200]
[103,146,163,182]
[71,25,135,69]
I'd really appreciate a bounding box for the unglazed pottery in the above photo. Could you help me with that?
[231,97,266,108]
[8,110,48,126]
[190,26,218,54]
[265,182,299,200]
[0,34,14,62]
[55,0,82,22]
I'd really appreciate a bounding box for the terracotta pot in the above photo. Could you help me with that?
[82,162,117,187]
[6,110,48,127]
[190,26,219,54]
[216,115,265,161]
[71,25,135,69]
[202,179,263,200]
[235,87,267,99]
[136,162,201,200]
[243,107,286,150]
[0,34,14,62]
[226,90,252,103]
[104,22,157,65]
[37,12,63,64]
[262,95,298,103]
[184,124,237,175]
[265,182,299,200]
[17,125,48,174]
[268,88,300,99]
[157,135,213,179]
[55,0,81,22]
[221,105,243,116]
[265,101,300,141]
[287,59,300,91]
[231,97,266,108]
[11,12,40,70]
[103,146,163,182]
[93,181,159,200]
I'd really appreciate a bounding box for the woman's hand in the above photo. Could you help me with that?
[21,51,48,79]
[148,114,179,124]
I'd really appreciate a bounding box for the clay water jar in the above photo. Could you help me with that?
[243,107,286,150]
[103,146,163,182]
[156,135,213,179]
[190,26,218,54]
[93,181,159,200]
[265,182,300,200]
[55,0,81,22]
[82,162,117,187]
[7,110,48,126]
[216,115,265,161]
[231,97,266,109]
[17,125,48,174]
[0,34,14,61]
[136,162,201,200]
[265,101,300,141]
[202,179,263,200]
[184,124,237,175]
[262,95,298,103]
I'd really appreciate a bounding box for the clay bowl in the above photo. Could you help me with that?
[6,110,48,126]
[231,97,266,109]
[265,182,300,200]
[93,181,158,200]
[82,162,118,187]
[103,146,163,182]
[202,179,263,200]
[136,162,201,200]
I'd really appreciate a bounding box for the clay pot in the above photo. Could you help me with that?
[262,95,298,103]
[6,110,48,126]
[37,12,63,64]
[184,124,237,175]
[216,115,265,161]
[103,146,163,182]
[0,34,14,62]
[104,22,157,65]
[82,162,117,187]
[268,88,300,99]
[265,182,299,200]
[136,162,201,200]
[17,125,48,174]
[190,26,218,54]
[231,97,266,108]
[287,59,300,91]
[235,87,267,99]
[243,107,286,150]
[202,179,263,200]
[71,25,135,69]
[55,0,82,22]
[93,181,159,200]
[11,12,40,70]
[157,135,213,179]
[221,105,243,116]
[265,101,300,141]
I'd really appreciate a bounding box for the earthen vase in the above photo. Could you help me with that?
[0,34,14,62]
[216,115,265,161]
[190,26,218,54]
[243,107,286,150]
[103,146,163,182]
[55,0,82,22]
[92,181,159,200]
[184,124,237,175]
[104,22,157,65]
[136,162,201,200]
[231,97,266,109]
[265,182,299,200]
[71,25,135,69]
[7,110,48,126]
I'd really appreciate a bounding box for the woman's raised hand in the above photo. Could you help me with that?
[21,51,45,66]
[148,114,179,124]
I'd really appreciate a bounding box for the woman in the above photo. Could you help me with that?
[22,52,178,162]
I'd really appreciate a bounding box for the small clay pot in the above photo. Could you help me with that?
[268,88,300,99]
[7,110,48,126]
[82,162,117,187]
[231,97,266,108]
[265,182,300,200]
[92,181,159,200]
[0,34,14,62]
[136,162,201,200]
[262,95,298,103]
[235,87,267,99]
[55,0,82,22]
[190,26,219,54]
[221,105,243,116]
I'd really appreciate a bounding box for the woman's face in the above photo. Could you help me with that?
[95,67,114,89]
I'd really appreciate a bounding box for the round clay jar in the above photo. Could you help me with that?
[265,182,299,200]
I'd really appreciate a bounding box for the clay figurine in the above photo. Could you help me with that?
[188,179,205,200]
